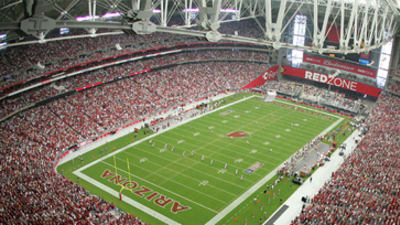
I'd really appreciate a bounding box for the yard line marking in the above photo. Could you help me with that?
[204,115,344,225]
[166,136,290,163]
[117,150,245,194]
[72,95,257,220]
[183,108,326,141]
[122,137,250,189]
[73,171,182,225]
[164,105,295,161]
[193,132,200,136]
[99,161,220,213]
[177,140,185,144]
[165,111,329,160]
[102,160,233,205]
[160,131,279,167]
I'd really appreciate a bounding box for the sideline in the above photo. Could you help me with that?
[56,92,235,167]
[70,94,343,225]
[267,128,362,225]
[205,98,344,225]
[72,95,257,224]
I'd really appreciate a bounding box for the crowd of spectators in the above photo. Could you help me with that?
[0,32,197,89]
[386,74,400,94]
[292,92,400,225]
[0,49,270,119]
[0,58,267,223]
[0,108,144,224]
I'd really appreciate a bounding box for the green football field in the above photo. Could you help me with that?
[59,93,343,225]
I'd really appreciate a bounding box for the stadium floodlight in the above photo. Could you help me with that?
[0,42,7,50]
[102,12,121,18]
[183,8,238,13]
[76,15,99,21]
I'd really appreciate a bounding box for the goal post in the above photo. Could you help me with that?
[264,90,277,102]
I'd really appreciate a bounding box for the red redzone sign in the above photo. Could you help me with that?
[101,169,191,214]
[282,66,381,97]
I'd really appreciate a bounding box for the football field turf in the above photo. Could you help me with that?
[67,94,342,225]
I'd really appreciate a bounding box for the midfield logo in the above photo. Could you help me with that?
[101,169,191,214]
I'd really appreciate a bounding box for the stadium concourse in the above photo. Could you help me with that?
[0,33,400,224]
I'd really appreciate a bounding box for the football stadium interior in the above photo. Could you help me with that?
[0,0,399,224]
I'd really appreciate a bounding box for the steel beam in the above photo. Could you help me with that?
[0,0,398,54]
[0,0,22,11]
[339,0,345,49]
[56,0,81,20]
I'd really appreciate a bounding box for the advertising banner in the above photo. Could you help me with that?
[303,54,377,78]
[241,65,279,89]
[282,66,381,97]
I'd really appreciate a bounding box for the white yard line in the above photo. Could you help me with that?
[100,160,229,206]
[109,157,238,200]
[161,131,281,165]
[120,148,248,190]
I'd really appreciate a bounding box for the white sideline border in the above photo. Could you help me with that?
[72,95,256,224]
[71,94,343,225]
[74,170,182,225]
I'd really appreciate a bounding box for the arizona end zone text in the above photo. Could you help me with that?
[304,71,357,91]
[101,169,191,214]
